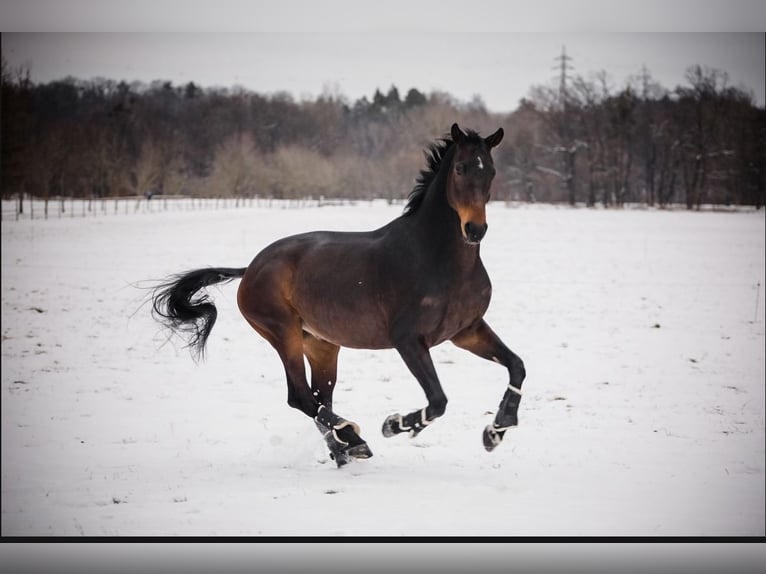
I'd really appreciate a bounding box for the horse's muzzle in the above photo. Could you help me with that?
[464,221,488,244]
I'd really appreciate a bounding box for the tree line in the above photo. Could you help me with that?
[2,58,764,209]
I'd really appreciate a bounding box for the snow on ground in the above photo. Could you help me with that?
[1,201,764,536]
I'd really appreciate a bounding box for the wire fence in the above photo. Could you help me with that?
[2,194,761,222]
[0,195,377,222]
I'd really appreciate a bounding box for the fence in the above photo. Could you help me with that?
[0,195,371,221]
[2,194,759,222]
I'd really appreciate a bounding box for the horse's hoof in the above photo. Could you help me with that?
[347,442,373,459]
[329,443,372,467]
[382,413,403,438]
[482,424,506,452]
[330,450,351,468]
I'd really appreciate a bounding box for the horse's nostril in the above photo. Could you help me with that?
[464,222,488,243]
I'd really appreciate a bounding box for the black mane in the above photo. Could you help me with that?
[403,129,484,216]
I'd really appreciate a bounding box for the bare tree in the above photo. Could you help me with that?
[208,133,261,198]
[676,65,731,209]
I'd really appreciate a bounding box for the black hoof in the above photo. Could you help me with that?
[381,413,403,438]
[482,424,506,452]
[329,442,372,468]
[329,450,351,467]
[382,411,430,438]
[347,442,373,459]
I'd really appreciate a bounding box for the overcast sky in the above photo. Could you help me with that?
[2,1,764,112]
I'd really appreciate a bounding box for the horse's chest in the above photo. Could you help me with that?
[420,276,492,346]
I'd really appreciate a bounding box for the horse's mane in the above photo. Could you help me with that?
[403,129,483,216]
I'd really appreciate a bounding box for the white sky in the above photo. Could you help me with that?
[1,1,764,112]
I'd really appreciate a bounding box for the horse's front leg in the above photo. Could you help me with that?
[451,319,526,452]
[382,338,448,439]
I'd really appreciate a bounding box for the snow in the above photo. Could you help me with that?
[2,201,764,536]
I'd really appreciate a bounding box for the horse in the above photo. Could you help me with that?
[151,123,526,467]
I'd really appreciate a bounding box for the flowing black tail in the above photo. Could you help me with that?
[151,267,247,361]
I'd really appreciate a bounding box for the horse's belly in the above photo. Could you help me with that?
[301,313,391,349]
[295,284,392,349]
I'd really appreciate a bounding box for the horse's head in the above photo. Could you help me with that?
[447,123,504,244]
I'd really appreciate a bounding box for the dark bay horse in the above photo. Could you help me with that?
[151,123,526,466]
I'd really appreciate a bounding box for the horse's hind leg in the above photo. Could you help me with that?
[303,334,370,465]
[239,267,370,466]
[242,314,370,466]
[303,333,339,411]
[451,319,526,452]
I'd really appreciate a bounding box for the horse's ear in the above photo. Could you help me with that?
[451,123,466,144]
[485,127,504,148]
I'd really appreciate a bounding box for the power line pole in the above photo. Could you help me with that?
[639,63,650,100]
[553,46,577,205]
[553,45,575,110]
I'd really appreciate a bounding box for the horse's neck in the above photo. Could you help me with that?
[410,175,481,271]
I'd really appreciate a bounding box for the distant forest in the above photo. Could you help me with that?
[2,57,764,209]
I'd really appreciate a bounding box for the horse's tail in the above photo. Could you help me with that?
[151,267,247,361]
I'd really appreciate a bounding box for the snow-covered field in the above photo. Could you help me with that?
[2,201,764,536]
